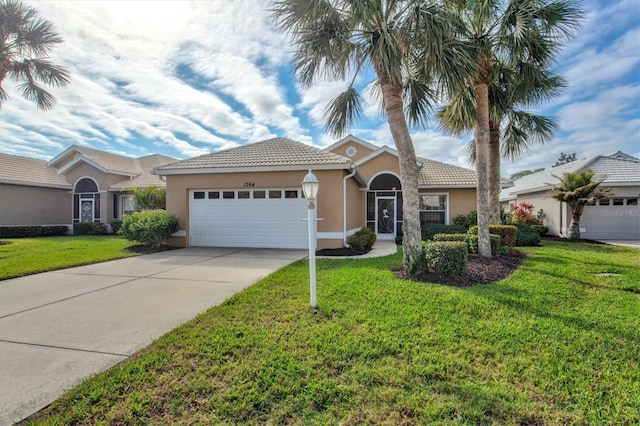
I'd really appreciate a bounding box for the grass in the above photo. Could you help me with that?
[0,236,138,280]
[23,241,640,425]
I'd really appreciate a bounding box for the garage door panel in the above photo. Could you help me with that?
[190,190,308,248]
[581,205,640,240]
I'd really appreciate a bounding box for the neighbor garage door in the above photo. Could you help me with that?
[190,189,309,248]
[580,198,640,240]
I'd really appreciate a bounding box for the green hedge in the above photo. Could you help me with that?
[469,224,517,248]
[424,241,468,276]
[118,211,179,248]
[467,234,504,256]
[0,225,69,238]
[73,222,109,236]
[421,223,467,241]
[514,223,541,246]
[347,227,377,251]
[110,220,123,234]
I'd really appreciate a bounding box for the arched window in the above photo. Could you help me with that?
[75,178,98,193]
[369,173,401,190]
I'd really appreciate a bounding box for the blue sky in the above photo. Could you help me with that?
[0,0,638,177]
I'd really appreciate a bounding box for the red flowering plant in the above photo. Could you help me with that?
[511,201,540,225]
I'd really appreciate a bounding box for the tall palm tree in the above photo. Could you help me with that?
[551,170,609,240]
[0,0,70,110]
[438,59,563,225]
[271,0,470,276]
[444,0,583,257]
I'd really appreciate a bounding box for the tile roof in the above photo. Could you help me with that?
[0,153,71,188]
[154,138,352,173]
[500,152,640,199]
[417,157,477,186]
[1,148,177,190]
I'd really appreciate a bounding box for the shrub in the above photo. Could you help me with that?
[452,210,477,229]
[118,211,179,248]
[468,233,503,256]
[424,241,468,276]
[511,201,542,225]
[468,225,516,249]
[0,225,68,238]
[421,223,467,241]
[433,233,474,254]
[110,220,123,234]
[532,225,548,236]
[514,223,541,246]
[73,222,109,235]
[347,227,377,251]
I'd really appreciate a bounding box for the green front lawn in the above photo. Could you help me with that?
[0,236,138,280]
[25,241,640,425]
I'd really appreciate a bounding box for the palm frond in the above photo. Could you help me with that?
[324,86,363,138]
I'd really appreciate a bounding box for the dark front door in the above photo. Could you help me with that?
[376,197,395,237]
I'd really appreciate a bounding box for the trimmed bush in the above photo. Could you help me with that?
[347,227,377,251]
[532,225,548,237]
[0,225,68,238]
[110,220,123,234]
[468,234,503,256]
[424,241,468,276]
[514,223,541,246]
[452,210,478,229]
[421,223,467,241]
[469,224,517,249]
[73,222,109,236]
[118,211,179,248]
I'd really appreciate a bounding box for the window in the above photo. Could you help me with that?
[269,190,282,199]
[122,196,135,216]
[420,195,446,224]
[627,199,638,206]
[223,191,235,199]
[208,191,219,199]
[612,199,624,206]
[253,190,265,199]
[599,199,610,206]
[238,191,250,199]
[285,190,298,199]
[193,191,205,199]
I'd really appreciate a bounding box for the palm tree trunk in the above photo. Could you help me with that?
[474,71,492,257]
[375,65,424,276]
[567,212,582,240]
[488,118,502,225]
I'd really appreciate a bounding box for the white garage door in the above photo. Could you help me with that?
[580,198,640,240]
[190,189,309,248]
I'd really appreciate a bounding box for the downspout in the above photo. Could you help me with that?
[343,164,357,247]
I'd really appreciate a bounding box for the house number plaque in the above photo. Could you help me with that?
[243,182,255,187]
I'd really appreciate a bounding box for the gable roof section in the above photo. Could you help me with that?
[110,154,178,190]
[154,138,353,175]
[323,134,380,153]
[417,157,477,187]
[0,153,72,189]
[500,152,640,200]
[49,145,141,177]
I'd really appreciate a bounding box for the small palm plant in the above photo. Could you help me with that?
[551,170,609,240]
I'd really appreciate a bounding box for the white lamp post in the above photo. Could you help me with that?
[302,170,319,308]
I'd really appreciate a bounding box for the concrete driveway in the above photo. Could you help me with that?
[0,247,306,425]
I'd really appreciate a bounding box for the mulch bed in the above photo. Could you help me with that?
[394,250,528,287]
[316,247,371,256]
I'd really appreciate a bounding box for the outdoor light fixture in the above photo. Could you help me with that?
[302,170,319,308]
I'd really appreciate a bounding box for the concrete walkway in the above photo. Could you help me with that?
[0,247,306,426]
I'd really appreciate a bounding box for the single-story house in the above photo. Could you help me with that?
[499,151,640,240]
[154,135,478,249]
[0,145,177,231]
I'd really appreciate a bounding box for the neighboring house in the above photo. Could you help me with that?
[154,135,478,249]
[0,146,177,231]
[499,151,640,240]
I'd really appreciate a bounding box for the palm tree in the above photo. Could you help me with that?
[271,0,470,276]
[551,170,609,240]
[131,186,167,211]
[0,0,70,110]
[438,59,563,226]
[444,0,583,257]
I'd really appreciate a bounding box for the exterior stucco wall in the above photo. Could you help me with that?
[164,169,350,248]
[358,153,401,183]
[0,183,72,226]
[329,142,375,163]
[419,188,477,224]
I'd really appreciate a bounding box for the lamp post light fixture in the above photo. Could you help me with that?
[302,170,319,308]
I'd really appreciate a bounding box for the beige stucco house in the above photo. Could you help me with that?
[154,135,477,249]
[0,145,177,231]
[499,151,640,240]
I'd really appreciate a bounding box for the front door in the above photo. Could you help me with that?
[80,200,94,222]
[376,197,396,238]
